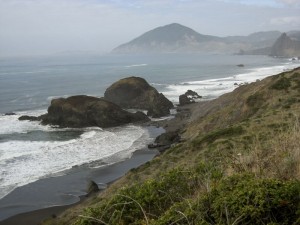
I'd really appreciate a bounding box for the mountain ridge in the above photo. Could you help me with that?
[112,23,299,56]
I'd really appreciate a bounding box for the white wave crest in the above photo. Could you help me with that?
[125,64,147,68]
[162,63,300,103]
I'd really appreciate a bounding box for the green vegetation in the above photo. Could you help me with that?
[76,171,299,225]
[193,126,244,146]
[44,68,300,225]
[270,77,291,90]
[155,174,300,225]
[246,92,264,107]
[76,164,222,225]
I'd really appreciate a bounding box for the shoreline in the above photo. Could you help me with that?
[0,125,164,225]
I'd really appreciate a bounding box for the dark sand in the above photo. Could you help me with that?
[0,126,164,225]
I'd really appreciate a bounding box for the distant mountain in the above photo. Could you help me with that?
[225,31,281,48]
[270,33,300,57]
[112,23,222,53]
[242,33,300,57]
[111,23,286,54]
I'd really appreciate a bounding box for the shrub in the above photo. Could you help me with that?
[153,174,300,225]
[270,77,291,90]
[204,174,300,225]
[195,126,244,145]
[246,92,264,108]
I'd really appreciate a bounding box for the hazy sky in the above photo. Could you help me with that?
[0,0,300,56]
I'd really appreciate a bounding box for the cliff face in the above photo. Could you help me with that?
[270,33,300,57]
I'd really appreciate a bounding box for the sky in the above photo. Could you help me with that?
[0,0,300,57]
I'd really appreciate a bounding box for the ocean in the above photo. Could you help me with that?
[0,53,299,204]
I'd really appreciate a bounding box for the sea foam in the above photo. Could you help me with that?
[0,110,151,199]
[162,62,300,103]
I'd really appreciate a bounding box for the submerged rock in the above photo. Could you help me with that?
[40,95,150,128]
[104,77,173,118]
[18,115,41,121]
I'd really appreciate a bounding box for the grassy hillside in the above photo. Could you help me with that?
[44,67,300,225]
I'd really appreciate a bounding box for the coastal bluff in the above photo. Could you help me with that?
[104,77,173,117]
[32,95,149,128]
[42,67,300,225]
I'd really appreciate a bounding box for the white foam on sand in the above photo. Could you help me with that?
[125,64,147,68]
[0,110,151,199]
[162,63,300,103]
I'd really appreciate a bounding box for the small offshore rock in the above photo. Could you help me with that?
[4,112,16,116]
[179,90,202,106]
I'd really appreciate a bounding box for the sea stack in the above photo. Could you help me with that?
[40,95,150,128]
[104,77,173,118]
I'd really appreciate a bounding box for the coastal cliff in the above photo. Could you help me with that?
[44,68,300,225]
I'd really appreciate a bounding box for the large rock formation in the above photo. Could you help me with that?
[39,95,149,128]
[270,33,300,57]
[104,77,173,118]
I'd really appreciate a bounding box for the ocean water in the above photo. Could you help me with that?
[0,53,299,200]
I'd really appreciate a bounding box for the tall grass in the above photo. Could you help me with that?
[231,116,300,180]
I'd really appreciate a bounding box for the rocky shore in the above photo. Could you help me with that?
[0,102,196,225]
[0,76,196,225]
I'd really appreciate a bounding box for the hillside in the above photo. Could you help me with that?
[112,23,282,54]
[44,68,300,225]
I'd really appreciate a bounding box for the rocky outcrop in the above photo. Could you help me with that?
[179,90,202,106]
[86,180,100,197]
[38,95,149,128]
[104,77,173,118]
[148,131,180,152]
